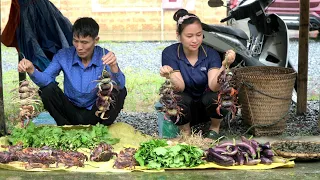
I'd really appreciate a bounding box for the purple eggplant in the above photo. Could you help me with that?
[260,156,273,165]
[250,139,260,150]
[221,145,238,156]
[262,149,274,158]
[259,142,271,150]
[240,136,261,158]
[240,136,252,145]
[236,142,257,159]
[241,152,249,164]
[212,147,229,154]
[215,142,235,148]
[234,151,245,165]
[250,140,261,159]
[206,148,235,166]
[244,158,261,165]
[240,136,259,148]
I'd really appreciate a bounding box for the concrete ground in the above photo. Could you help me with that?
[253,135,320,143]
[1,162,319,180]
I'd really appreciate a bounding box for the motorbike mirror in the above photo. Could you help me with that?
[208,0,224,7]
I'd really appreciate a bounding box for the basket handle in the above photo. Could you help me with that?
[240,81,291,100]
[241,81,292,135]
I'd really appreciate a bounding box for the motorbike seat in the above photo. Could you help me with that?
[202,23,248,40]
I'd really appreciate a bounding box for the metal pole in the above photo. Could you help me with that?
[0,35,7,136]
[296,0,310,115]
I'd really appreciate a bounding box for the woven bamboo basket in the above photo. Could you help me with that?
[272,140,320,161]
[233,66,296,136]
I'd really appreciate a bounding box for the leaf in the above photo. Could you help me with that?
[168,144,182,156]
[174,155,181,164]
[147,161,162,169]
[134,152,145,167]
[153,147,167,156]
[182,151,190,163]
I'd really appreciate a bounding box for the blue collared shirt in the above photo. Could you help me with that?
[162,43,221,97]
[29,46,126,109]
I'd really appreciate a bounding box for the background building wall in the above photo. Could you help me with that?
[1,0,227,40]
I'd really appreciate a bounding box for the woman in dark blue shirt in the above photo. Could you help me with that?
[160,9,236,139]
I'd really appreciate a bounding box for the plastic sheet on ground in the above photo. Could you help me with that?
[0,122,295,172]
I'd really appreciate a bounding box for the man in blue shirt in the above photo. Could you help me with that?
[18,17,127,126]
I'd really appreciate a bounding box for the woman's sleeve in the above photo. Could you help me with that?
[207,48,222,70]
[162,51,179,71]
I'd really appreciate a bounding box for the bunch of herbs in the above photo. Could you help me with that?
[8,122,119,151]
[134,139,204,169]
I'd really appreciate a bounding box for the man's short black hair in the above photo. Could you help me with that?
[72,17,99,38]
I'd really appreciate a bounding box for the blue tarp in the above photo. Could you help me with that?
[24,111,56,126]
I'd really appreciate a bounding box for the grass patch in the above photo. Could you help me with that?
[308,94,320,101]
[122,67,164,112]
[2,68,164,126]
[2,71,21,127]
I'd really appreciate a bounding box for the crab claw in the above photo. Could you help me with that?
[216,105,223,116]
[229,88,238,96]
[174,115,180,124]
[164,114,170,121]
[100,112,110,120]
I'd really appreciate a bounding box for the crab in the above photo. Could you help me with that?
[95,94,116,119]
[113,147,138,169]
[160,95,184,124]
[19,105,37,128]
[11,80,42,128]
[216,69,240,122]
[90,143,116,162]
[94,69,118,120]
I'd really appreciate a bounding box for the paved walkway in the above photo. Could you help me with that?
[253,135,320,143]
[1,160,320,180]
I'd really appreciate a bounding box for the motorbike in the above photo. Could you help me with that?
[204,0,298,103]
[203,0,293,69]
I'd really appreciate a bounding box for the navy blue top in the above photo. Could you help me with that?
[162,43,221,97]
[30,46,126,110]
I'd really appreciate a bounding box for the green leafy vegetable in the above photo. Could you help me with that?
[134,139,204,169]
[8,122,119,151]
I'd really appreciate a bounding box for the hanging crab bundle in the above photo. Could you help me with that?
[95,69,118,120]
[11,80,42,128]
[158,79,183,124]
[216,68,239,121]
